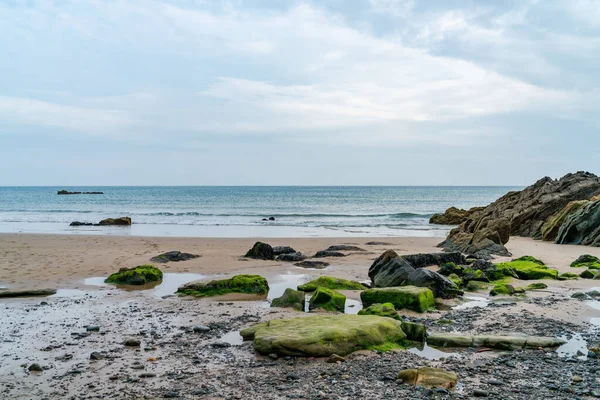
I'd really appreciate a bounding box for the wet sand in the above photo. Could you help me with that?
[2,234,600,399]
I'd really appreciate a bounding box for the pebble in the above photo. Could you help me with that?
[473,389,489,397]
[86,326,100,332]
[124,338,141,347]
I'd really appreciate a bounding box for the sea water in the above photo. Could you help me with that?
[0,186,518,237]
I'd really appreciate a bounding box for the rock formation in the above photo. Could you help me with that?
[439,171,600,256]
[429,206,484,225]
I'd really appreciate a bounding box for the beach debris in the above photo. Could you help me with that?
[150,251,199,263]
[0,288,57,298]
[270,288,305,311]
[105,265,163,285]
[240,314,406,357]
[360,286,435,313]
[297,276,367,292]
[397,367,457,389]
[309,287,346,312]
[177,274,269,297]
[244,242,274,260]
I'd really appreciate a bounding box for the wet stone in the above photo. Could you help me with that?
[124,338,141,347]
[90,352,104,360]
[28,363,43,372]
[193,325,210,333]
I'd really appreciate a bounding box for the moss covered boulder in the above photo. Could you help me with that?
[271,288,305,311]
[496,256,558,280]
[360,286,435,313]
[398,367,457,389]
[490,283,515,296]
[358,302,400,320]
[401,321,427,342]
[526,282,548,290]
[558,272,579,281]
[571,255,600,269]
[297,276,367,292]
[309,287,346,312]
[466,280,489,291]
[176,274,269,297]
[105,265,163,285]
[541,200,589,241]
[244,242,274,260]
[239,314,406,357]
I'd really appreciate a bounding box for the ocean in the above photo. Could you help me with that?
[0,186,518,237]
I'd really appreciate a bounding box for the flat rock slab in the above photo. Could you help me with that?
[428,333,566,350]
[240,314,406,357]
[0,288,57,298]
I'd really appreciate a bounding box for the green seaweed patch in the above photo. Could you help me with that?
[466,280,489,291]
[366,341,408,352]
[570,255,600,270]
[358,302,400,320]
[496,257,558,280]
[360,286,435,313]
[447,273,462,286]
[490,283,515,296]
[297,276,367,292]
[526,282,548,290]
[177,274,269,297]
[105,265,163,285]
[309,287,346,312]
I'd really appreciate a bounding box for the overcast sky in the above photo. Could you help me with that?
[1,0,598,186]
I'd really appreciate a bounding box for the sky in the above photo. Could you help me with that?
[0,0,598,186]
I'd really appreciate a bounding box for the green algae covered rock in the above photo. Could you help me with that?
[401,321,427,342]
[571,255,600,269]
[581,269,596,279]
[496,256,558,280]
[309,287,346,312]
[398,367,457,389]
[239,314,406,357]
[271,288,305,311]
[558,272,579,281]
[105,265,163,285]
[466,280,489,291]
[526,282,548,290]
[176,274,269,297]
[490,283,515,296]
[358,302,400,320]
[447,273,462,286]
[297,276,367,292]
[541,200,589,241]
[360,286,435,313]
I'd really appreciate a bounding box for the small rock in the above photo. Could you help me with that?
[573,375,584,383]
[473,389,489,397]
[326,354,346,363]
[90,352,104,360]
[139,372,156,378]
[28,363,43,372]
[124,339,141,347]
[193,325,210,333]
[86,326,100,332]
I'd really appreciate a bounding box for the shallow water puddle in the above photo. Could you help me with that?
[344,299,362,314]
[221,330,244,346]
[557,333,588,359]
[408,342,459,360]
[453,295,490,311]
[267,273,308,300]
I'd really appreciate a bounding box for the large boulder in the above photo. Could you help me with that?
[297,276,367,292]
[176,274,269,297]
[541,200,589,241]
[244,242,274,260]
[105,265,163,285]
[555,200,600,246]
[308,287,346,312]
[401,252,467,269]
[360,286,435,313]
[439,172,600,256]
[239,314,406,357]
[99,217,131,226]
[368,252,461,298]
[271,288,306,311]
[150,251,199,263]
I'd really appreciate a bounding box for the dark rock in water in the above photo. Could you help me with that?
[429,206,484,225]
[294,261,329,269]
[314,250,346,258]
[439,172,600,256]
[58,190,104,195]
[150,251,200,263]
[368,251,461,298]
[326,245,365,252]
[70,221,94,226]
[98,217,132,226]
[105,265,163,285]
[555,200,600,246]
[401,252,467,269]
[245,242,274,260]
[272,246,297,255]
[276,252,307,262]
[268,217,275,221]
[0,288,57,298]
[28,363,43,372]
[365,241,393,245]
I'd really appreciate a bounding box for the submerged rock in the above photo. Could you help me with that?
[397,367,457,389]
[294,261,329,269]
[428,333,566,350]
[244,242,274,260]
[297,276,367,292]
[105,265,163,285]
[271,288,306,311]
[0,288,57,298]
[360,286,435,313]
[98,217,131,226]
[150,251,199,263]
[358,302,400,320]
[309,287,346,312]
[239,314,406,357]
[177,274,269,297]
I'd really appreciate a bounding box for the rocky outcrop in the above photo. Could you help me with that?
[401,252,467,269]
[313,250,346,258]
[357,302,400,320]
[541,200,588,241]
[240,315,406,357]
[272,246,296,256]
[439,172,600,257]
[297,276,367,292]
[244,242,274,260]
[429,206,484,225]
[368,251,461,298]
[325,245,365,252]
[276,252,307,262]
[150,251,199,263]
[555,199,600,246]
[98,217,132,226]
